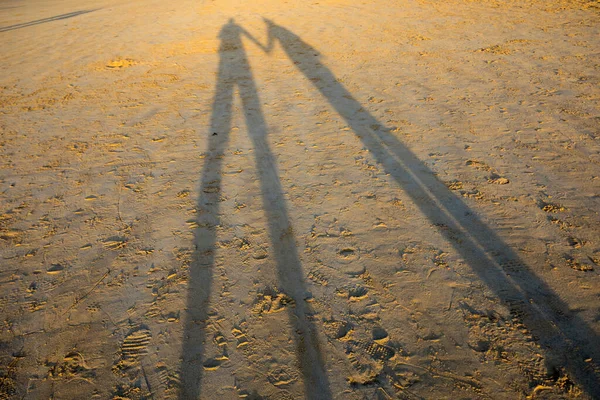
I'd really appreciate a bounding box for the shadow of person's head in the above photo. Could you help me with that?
[263,18,320,59]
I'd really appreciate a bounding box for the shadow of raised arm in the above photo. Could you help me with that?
[239,20,272,53]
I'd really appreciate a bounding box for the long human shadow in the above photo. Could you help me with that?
[180,19,331,400]
[0,10,95,33]
[264,19,600,398]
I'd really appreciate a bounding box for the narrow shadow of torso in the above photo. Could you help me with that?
[180,19,332,400]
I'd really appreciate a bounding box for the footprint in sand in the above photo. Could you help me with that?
[106,58,137,69]
[213,331,227,347]
[323,319,353,340]
[267,366,298,387]
[154,362,180,392]
[347,339,396,361]
[48,351,92,378]
[372,327,389,345]
[307,268,329,286]
[338,248,357,259]
[538,200,566,213]
[203,356,227,371]
[62,352,90,374]
[487,173,509,185]
[202,339,230,371]
[348,285,369,302]
[46,263,65,274]
[120,327,151,364]
[231,325,250,349]
[252,287,294,315]
[102,236,127,249]
[337,248,365,275]
[566,257,594,272]
[499,259,526,273]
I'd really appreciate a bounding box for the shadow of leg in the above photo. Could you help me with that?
[179,24,236,400]
[237,74,333,399]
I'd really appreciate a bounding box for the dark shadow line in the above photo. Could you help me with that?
[180,19,332,400]
[264,19,600,398]
[238,46,333,400]
[0,10,95,33]
[178,20,234,400]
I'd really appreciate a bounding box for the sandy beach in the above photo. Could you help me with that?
[1,0,599,398]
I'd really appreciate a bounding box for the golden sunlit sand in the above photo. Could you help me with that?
[1,0,599,398]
